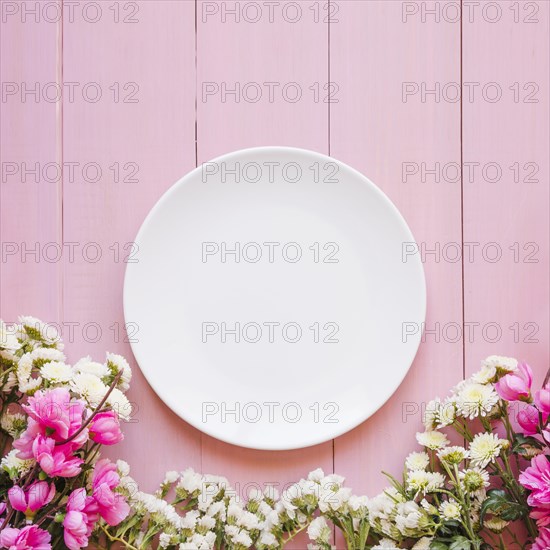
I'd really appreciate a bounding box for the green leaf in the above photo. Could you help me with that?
[480,489,527,524]
[449,536,472,550]
[430,542,450,550]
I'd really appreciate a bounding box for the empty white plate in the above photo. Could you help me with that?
[124,147,426,450]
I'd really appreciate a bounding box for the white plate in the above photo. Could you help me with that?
[124,147,426,450]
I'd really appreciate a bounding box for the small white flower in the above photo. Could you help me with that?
[469,433,506,468]
[178,468,203,493]
[439,499,461,520]
[71,372,108,406]
[407,470,445,494]
[307,517,331,544]
[472,363,497,384]
[0,320,20,351]
[372,538,400,549]
[117,459,131,477]
[437,446,469,465]
[106,352,132,391]
[163,470,179,484]
[18,316,63,349]
[159,533,171,548]
[73,356,109,378]
[308,468,325,482]
[107,387,132,420]
[259,532,278,547]
[40,361,74,383]
[456,381,499,419]
[405,452,430,471]
[416,430,450,450]
[0,412,26,438]
[483,355,518,374]
[395,501,422,534]
[1,449,34,479]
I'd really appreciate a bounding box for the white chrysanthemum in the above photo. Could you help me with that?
[455,382,499,419]
[71,372,108,406]
[107,388,132,420]
[307,517,331,544]
[437,446,469,465]
[1,449,34,479]
[424,398,442,430]
[412,538,433,550]
[469,433,505,468]
[40,361,74,383]
[416,430,450,450]
[407,470,445,494]
[405,452,430,471]
[0,412,27,438]
[483,355,518,374]
[19,376,42,394]
[18,316,63,349]
[458,468,490,493]
[484,517,509,533]
[472,363,497,384]
[106,352,132,391]
[0,320,20,351]
[439,499,461,520]
[73,356,109,379]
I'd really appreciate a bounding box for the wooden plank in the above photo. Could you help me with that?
[331,0,463,496]
[463,0,550,384]
[61,0,201,491]
[0,0,62,323]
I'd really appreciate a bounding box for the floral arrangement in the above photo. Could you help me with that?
[0,316,549,550]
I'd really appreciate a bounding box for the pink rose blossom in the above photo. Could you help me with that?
[536,388,550,416]
[495,362,533,402]
[89,410,123,445]
[532,526,550,550]
[91,458,130,525]
[8,481,55,517]
[32,436,83,478]
[0,525,51,550]
[518,405,543,435]
[63,488,99,550]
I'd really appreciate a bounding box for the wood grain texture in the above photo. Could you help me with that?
[0,0,62,323]
[462,0,550,385]
[61,0,201,490]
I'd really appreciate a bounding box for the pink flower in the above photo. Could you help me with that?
[495,362,533,402]
[8,482,55,517]
[518,405,542,435]
[14,388,88,462]
[536,388,550,416]
[89,411,123,445]
[91,458,130,525]
[532,526,550,550]
[520,455,550,530]
[32,436,83,478]
[0,525,51,550]
[63,488,98,550]
[23,388,87,442]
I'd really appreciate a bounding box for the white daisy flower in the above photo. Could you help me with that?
[405,451,430,471]
[40,361,74,383]
[0,320,20,351]
[437,446,469,465]
[483,355,518,374]
[472,363,497,384]
[1,449,34,480]
[106,352,132,391]
[107,387,132,420]
[458,468,490,492]
[73,356,109,378]
[0,412,26,438]
[469,433,505,468]
[71,372,108,406]
[439,499,461,520]
[416,430,450,450]
[455,382,499,419]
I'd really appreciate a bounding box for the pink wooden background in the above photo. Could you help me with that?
[1,0,549,545]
